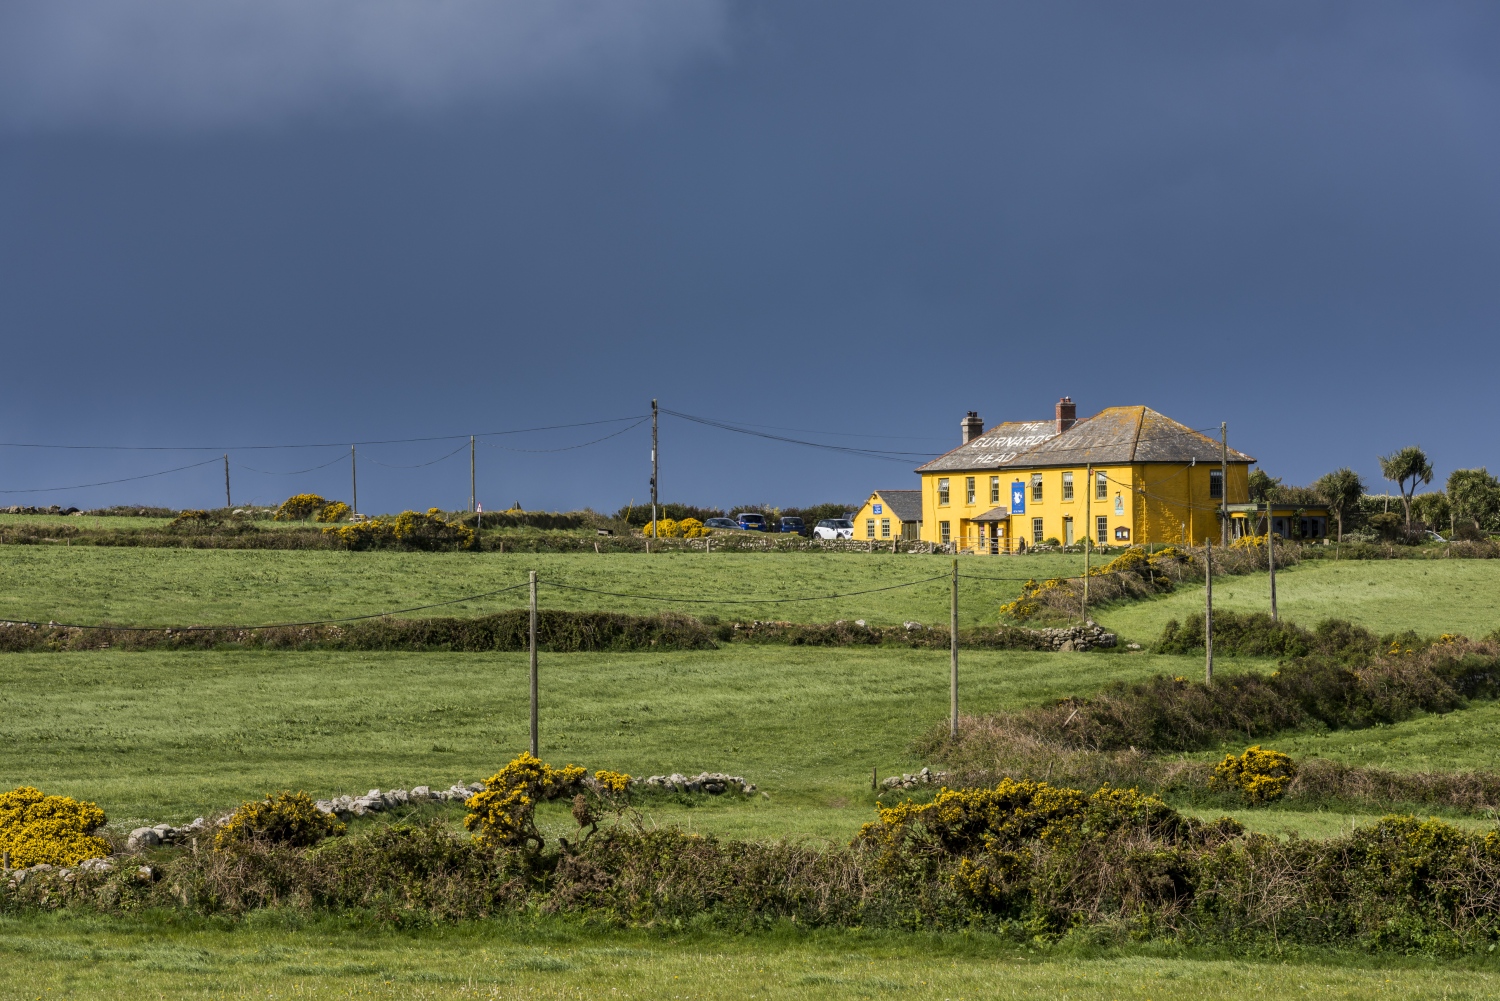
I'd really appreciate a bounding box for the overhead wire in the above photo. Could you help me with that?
[482,417,650,453]
[364,442,470,469]
[540,575,950,604]
[661,409,937,463]
[0,456,223,494]
[235,453,351,476]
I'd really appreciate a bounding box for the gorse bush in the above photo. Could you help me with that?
[640,517,708,539]
[323,509,474,551]
[463,753,588,853]
[275,494,328,521]
[0,786,110,867]
[1210,746,1296,804]
[215,791,345,850]
[315,501,350,523]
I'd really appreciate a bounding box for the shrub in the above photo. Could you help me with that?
[167,509,215,530]
[324,509,474,551]
[315,501,350,523]
[463,753,587,852]
[215,791,345,850]
[275,494,328,521]
[1156,612,1378,660]
[1210,746,1297,804]
[0,786,110,867]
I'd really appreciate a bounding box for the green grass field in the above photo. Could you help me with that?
[5,913,1497,1000]
[0,547,1086,627]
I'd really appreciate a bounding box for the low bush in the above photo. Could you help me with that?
[215,791,345,850]
[315,501,350,523]
[274,494,328,521]
[1156,612,1380,660]
[323,509,475,551]
[0,787,110,867]
[463,754,589,853]
[640,517,709,539]
[1209,746,1296,804]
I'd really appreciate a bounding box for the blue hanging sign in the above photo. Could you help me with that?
[1010,481,1026,514]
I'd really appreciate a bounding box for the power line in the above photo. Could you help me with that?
[363,441,470,469]
[482,417,650,453]
[661,409,937,462]
[540,575,950,604]
[235,453,351,476]
[0,459,222,498]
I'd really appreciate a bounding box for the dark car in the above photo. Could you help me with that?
[703,517,738,530]
[734,512,769,531]
[778,516,806,535]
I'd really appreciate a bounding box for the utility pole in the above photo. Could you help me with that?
[1268,498,1278,622]
[1205,539,1214,684]
[950,558,959,738]
[469,435,476,513]
[650,399,659,538]
[351,446,358,514]
[1083,465,1093,617]
[529,570,539,757]
[1220,423,1229,548]
[223,454,231,509]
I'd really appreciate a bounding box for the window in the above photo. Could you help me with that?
[938,478,950,505]
[940,521,951,544]
[966,476,976,504]
[990,476,1000,504]
[1209,469,1224,499]
[1096,470,1108,500]
[1033,518,1045,544]
[1062,471,1074,500]
[880,518,891,538]
[865,519,875,539]
[1096,516,1108,545]
[1031,473,1043,501]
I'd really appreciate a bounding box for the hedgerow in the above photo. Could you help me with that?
[323,509,475,551]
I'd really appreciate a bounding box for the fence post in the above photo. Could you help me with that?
[950,558,959,737]
[1204,540,1214,685]
[529,570,539,758]
[1267,500,1278,622]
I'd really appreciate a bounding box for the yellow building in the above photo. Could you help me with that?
[850,489,922,542]
[915,399,1256,551]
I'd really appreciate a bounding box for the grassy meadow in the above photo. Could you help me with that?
[7,542,1500,996]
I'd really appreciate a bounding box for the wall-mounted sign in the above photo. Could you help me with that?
[1115,526,1131,541]
[1010,481,1026,515]
[1114,493,1124,516]
[873,503,883,515]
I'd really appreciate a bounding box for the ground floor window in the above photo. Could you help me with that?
[880,518,890,538]
[1032,518,1044,544]
[940,521,950,544]
[1096,516,1108,545]
[865,519,875,538]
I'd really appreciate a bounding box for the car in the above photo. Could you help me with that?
[813,518,854,540]
[703,517,739,530]
[778,516,806,535]
[734,512,770,531]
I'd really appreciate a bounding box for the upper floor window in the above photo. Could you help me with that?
[1031,473,1043,501]
[938,478,950,505]
[1209,469,1224,499]
[990,476,1000,504]
[1062,471,1074,500]
[966,476,976,504]
[1096,470,1108,500]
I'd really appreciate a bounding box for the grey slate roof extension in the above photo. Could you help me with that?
[873,489,923,523]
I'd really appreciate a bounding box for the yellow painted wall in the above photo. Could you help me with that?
[919,463,1250,549]
[850,492,917,541]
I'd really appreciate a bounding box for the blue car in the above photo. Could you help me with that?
[734,512,769,531]
[779,516,806,535]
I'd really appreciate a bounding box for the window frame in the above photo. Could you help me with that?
[1209,469,1224,499]
[1032,517,1045,544]
[939,520,951,544]
[1096,470,1108,500]
[937,478,950,505]
[1096,515,1108,545]
[880,518,891,538]
[990,476,1000,504]
[1062,471,1074,500]
[966,476,976,505]
[1031,473,1043,502]
[865,519,875,539]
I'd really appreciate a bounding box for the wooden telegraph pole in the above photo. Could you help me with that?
[351,446,358,515]
[529,570,539,757]
[1220,423,1229,548]
[1268,498,1278,622]
[950,558,959,737]
[1083,465,1093,617]
[223,454,231,509]
[1205,539,1214,684]
[469,435,476,513]
[650,399,659,541]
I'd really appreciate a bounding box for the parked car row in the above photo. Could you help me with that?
[693,513,854,538]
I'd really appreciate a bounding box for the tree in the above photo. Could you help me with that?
[1409,491,1450,534]
[1448,468,1500,534]
[1313,468,1364,543]
[1378,446,1434,532]
[1247,470,1281,535]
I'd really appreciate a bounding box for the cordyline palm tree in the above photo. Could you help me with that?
[1378,446,1434,532]
[1314,468,1365,543]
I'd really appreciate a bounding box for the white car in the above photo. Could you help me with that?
[814,518,854,540]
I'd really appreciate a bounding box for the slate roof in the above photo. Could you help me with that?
[914,407,1254,473]
[914,420,1059,473]
[872,489,923,523]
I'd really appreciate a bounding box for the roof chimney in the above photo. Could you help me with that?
[1055,396,1077,434]
[961,411,984,444]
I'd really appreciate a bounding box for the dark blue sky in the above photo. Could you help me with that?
[2,2,1497,513]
